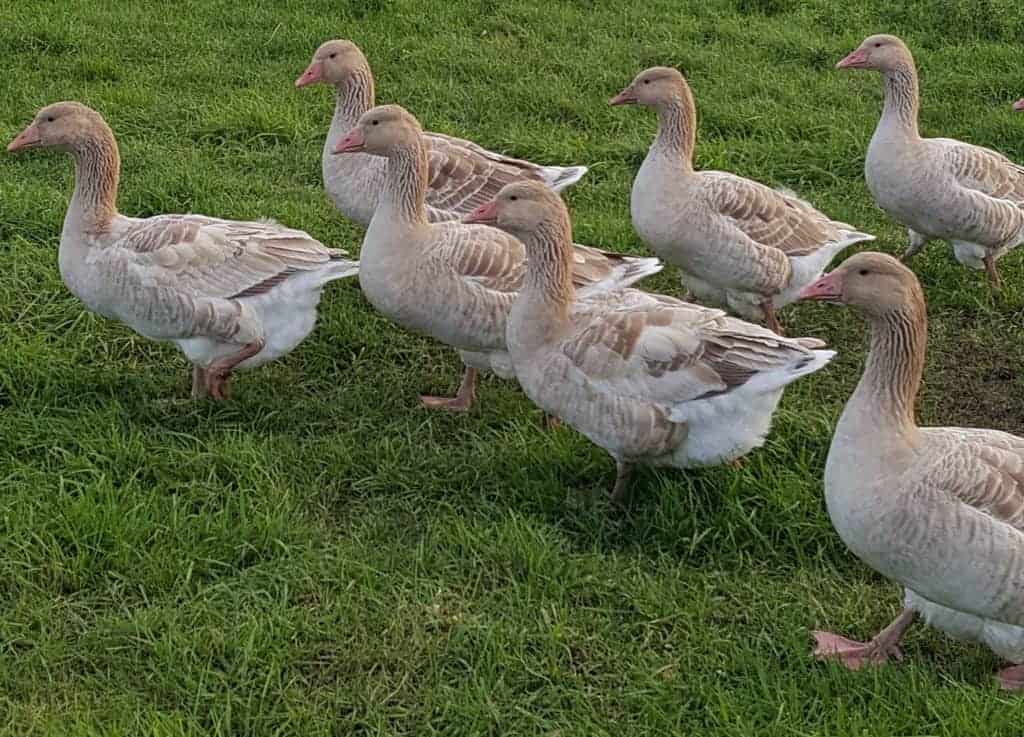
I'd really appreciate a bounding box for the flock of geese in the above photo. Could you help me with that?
[7,32,1024,689]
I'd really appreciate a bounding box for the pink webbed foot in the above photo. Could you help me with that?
[420,367,478,412]
[419,394,473,412]
[997,664,1024,691]
[812,630,904,671]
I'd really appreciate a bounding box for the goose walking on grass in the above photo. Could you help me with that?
[466,180,833,503]
[296,39,588,226]
[611,66,873,335]
[799,252,1024,690]
[838,35,1024,289]
[7,102,358,400]
[334,105,659,411]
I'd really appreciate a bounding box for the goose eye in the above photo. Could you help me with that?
[46,116,54,122]
[371,120,378,126]
[509,196,518,201]
[643,79,650,84]
[873,43,881,48]
[858,269,869,276]
[329,53,337,59]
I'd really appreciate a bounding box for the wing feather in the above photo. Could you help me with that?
[115,215,344,299]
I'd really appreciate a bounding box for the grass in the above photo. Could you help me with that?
[2,0,1024,734]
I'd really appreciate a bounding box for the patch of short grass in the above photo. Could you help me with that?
[2,0,1024,734]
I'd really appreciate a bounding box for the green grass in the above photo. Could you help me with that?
[2,0,1024,734]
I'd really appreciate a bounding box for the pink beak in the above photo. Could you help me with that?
[836,47,869,69]
[464,200,498,225]
[1013,99,1024,112]
[295,61,324,88]
[609,87,637,106]
[798,271,843,302]
[7,123,41,152]
[333,127,365,155]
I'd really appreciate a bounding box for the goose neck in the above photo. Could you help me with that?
[67,129,120,233]
[879,63,920,139]
[376,138,429,226]
[845,299,926,445]
[652,93,696,171]
[331,68,375,137]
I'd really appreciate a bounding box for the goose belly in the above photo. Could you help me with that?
[175,271,328,369]
[665,388,783,467]
[460,349,515,379]
[866,149,986,244]
[680,272,728,308]
[906,589,1024,663]
[359,265,506,354]
[513,352,684,461]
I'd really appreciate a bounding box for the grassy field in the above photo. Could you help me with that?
[2,0,1024,734]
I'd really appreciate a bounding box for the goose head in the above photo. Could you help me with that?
[798,251,923,319]
[8,101,108,154]
[464,180,567,240]
[332,104,422,157]
[836,34,914,73]
[610,66,688,108]
[296,39,370,88]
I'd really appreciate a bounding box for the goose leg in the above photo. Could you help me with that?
[609,459,634,506]
[762,299,784,336]
[542,413,562,430]
[983,253,1001,290]
[420,367,478,412]
[812,608,914,671]
[205,339,265,401]
[996,664,1024,691]
[902,229,929,260]
[191,365,209,399]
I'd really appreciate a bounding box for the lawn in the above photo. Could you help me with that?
[2,0,1024,734]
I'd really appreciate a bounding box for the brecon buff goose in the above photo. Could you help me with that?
[296,39,588,226]
[611,66,873,334]
[838,34,1024,288]
[1015,99,1024,112]
[799,251,1024,690]
[465,180,833,503]
[7,102,358,399]
[333,104,659,411]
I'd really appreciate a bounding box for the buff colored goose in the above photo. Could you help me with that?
[611,66,873,334]
[465,180,833,502]
[799,252,1024,690]
[334,105,660,411]
[6,102,358,400]
[838,35,1024,288]
[1015,99,1024,112]
[296,39,587,226]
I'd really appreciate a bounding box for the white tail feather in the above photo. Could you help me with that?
[542,165,589,193]
[577,254,663,296]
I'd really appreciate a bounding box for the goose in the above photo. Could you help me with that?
[1015,99,1024,112]
[296,39,588,226]
[6,102,358,400]
[333,104,660,411]
[799,251,1024,690]
[837,34,1024,289]
[465,180,833,502]
[611,66,873,334]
